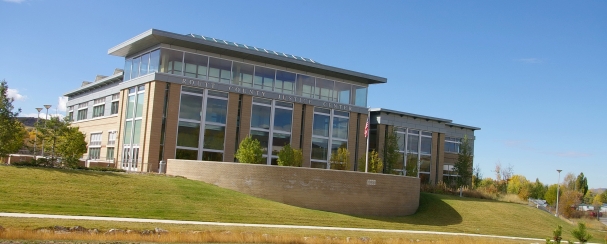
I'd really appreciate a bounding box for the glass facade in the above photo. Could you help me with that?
[123,48,368,107]
[311,107,349,169]
[394,128,433,183]
[250,97,293,165]
[175,86,228,161]
[122,85,145,171]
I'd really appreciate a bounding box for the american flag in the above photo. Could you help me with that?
[364,116,370,138]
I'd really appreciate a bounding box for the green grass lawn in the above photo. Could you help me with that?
[0,165,604,241]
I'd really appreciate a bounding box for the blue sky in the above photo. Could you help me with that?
[1,1,605,188]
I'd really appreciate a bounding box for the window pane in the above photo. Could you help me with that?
[353,85,367,107]
[334,81,351,104]
[397,133,406,151]
[184,53,208,79]
[332,117,349,139]
[202,151,223,161]
[160,49,184,75]
[251,105,271,129]
[334,110,349,117]
[421,137,432,155]
[408,134,419,153]
[420,155,431,173]
[232,62,254,87]
[314,107,330,114]
[93,105,105,118]
[182,86,204,94]
[177,121,200,148]
[208,90,228,98]
[312,114,330,137]
[205,98,227,124]
[135,93,144,118]
[106,147,115,160]
[275,70,296,94]
[203,124,225,150]
[311,138,328,160]
[311,161,327,169]
[296,74,314,98]
[331,140,347,155]
[149,49,160,73]
[253,97,271,105]
[133,120,142,144]
[111,101,119,115]
[250,130,269,154]
[208,57,231,83]
[315,78,334,101]
[123,59,132,81]
[176,148,198,160]
[275,101,293,108]
[179,94,203,121]
[271,133,290,156]
[254,66,275,91]
[123,121,132,144]
[126,96,135,119]
[273,108,292,132]
[131,57,141,78]
[139,53,150,76]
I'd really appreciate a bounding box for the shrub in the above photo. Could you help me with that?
[330,147,349,170]
[88,167,126,172]
[571,222,592,243]
[277,144,302,167]
[235,135,263,164]
[552,225,562,244]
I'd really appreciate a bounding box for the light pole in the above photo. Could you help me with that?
[33,108,43,156]
[41,105,51,156]
[556,169,562,217]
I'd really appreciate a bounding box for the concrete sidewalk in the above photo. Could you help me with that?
[0,212,548,242]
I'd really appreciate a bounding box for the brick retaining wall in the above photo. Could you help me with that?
[167,159,420,216]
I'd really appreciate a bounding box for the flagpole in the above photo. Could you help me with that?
[365,108,370,173]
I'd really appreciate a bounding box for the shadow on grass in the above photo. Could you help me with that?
[361,193,463,226]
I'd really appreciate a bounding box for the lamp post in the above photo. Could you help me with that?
[41,105,51,156]
[33,108,43,156]
[556,169,562,217]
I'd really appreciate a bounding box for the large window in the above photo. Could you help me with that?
[122,85,145,171]
[92,98,105,118]
[445,137,461,153]
[394,128,433,182]
[110,94,119,115]
[150,48,368,106]
[88,132,102,160]
[311,107,348,169]
[250,98,293,165]
[175,87,228,161]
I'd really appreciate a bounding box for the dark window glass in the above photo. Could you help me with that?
[250,130,269,154]
[397,133,406,151]
[93,105,105,118]
[182,86,204,94]
[205,98,227,124]
[334,110,349,117]
[312,114,330,137]
[311,161,327,169]
[124,59,132,81]
[275,70,296,94]
[254,66,275,91]
[110,101,119,115]
[149,50,160,73]
[202,151,223,161]
[315,78,334,101]
[334,82,351,104]
[271,133,291,156]
[177,121,200,148]
[232,62,254,87]
[275,101,293,108]
[184,53,208,79]
[251,105,271,129]
[311,138,328,160]
[106,147,115,161]
[331,140,347,156]
[160,49,184,75]
[253,97,271,105]
[131,57,141,79]
[123,121,132,144]
[203,125,225,150]
[296,74,315,98]
[208,90,228,98]
[420,155,431,173]
[408,134,419,153]
[314,107,330,114]
[176,148,197,160]
[179,94,203,121]
[273,108,292,132]
[139,53,150,76]
[352,85,367,107]
[208,57,231,83]
[332,117,348,139]
[77,109,88,121]
[421,137,432,155]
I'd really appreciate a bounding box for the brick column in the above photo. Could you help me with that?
[142,81,166,172]
[223,93,240,162]
[163,84,181,162]
[347,112,359,170]
[301,105,314,168]
[237,95,253,146]
[436,132,445,183]
[291,103,303,149]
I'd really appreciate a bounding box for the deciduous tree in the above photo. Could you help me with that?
[36,117,87,168]
[0,80,26,158]
[330,147,350,170]
[235,135,263,164]
[453,135,473,196]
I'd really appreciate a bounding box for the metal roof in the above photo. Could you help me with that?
[63,72,123,97]
[369,108,452,123]
[445,122,481,131]
[108,29,387,85]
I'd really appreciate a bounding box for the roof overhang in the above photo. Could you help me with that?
[108,29,387,85]
[64,72,123,97]
[445,122,481,131]
[370,108,452,123]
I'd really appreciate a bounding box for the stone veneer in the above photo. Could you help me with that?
[166,159,420,216]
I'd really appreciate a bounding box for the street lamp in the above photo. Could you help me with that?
[41,105,51,156]
[33,108,43,156]
[556,169,562,217]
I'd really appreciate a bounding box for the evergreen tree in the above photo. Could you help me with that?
[0,80,26,158]
[453,135,473,196]
[383,129,400,174]
[575,172,588,196]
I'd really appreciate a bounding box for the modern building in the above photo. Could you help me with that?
[64,29,479,184]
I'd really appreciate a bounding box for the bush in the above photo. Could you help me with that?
[88,167,126,172]
[235,135,263,164]
[552,225,562,244]
[12,158,56,168]
[329,147,349,170]
[571,222,592,243]
[277,144,302,167]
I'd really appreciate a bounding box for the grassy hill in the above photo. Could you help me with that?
[0,165,604,241]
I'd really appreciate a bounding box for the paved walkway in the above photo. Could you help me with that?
[0,212,548,242]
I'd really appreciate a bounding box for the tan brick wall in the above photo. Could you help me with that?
[141,81,166,172]
[72,115,120,163]
[291,103,303,150]
[167,159,420,216]
[437,133,445,182]
[430,132,439,184]
[237,95,252,147]
[163,84,181,161]
[223,93,240,162]
[301,105,314,167]
[357,113,368,171]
